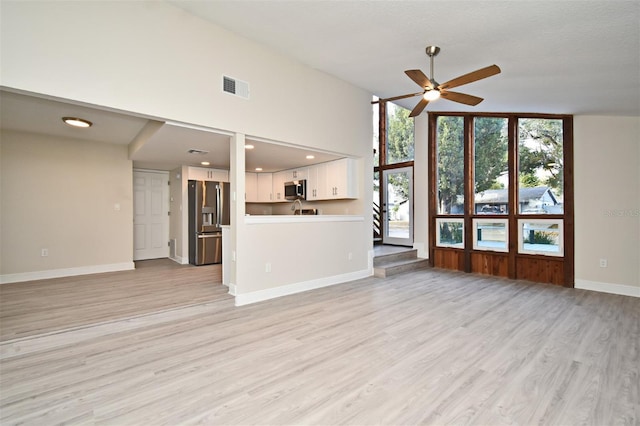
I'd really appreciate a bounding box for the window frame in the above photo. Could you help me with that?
[428,112,574,286]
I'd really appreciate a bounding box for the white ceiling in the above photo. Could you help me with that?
[0,90,342,173]
[2,2,637,173]
[169,0,640,116]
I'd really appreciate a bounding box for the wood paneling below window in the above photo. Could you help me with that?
[515,256,565,286]
[470,252,509,277]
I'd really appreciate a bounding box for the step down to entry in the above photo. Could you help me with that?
[373,249,431,278]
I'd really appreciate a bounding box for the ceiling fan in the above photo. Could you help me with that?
[373,46,501,117]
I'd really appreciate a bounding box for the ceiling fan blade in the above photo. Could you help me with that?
[438,65,501,90]
[409,98,429,117]
[405,69,434,89]
[371,91,424,104]
[440,90,484,106]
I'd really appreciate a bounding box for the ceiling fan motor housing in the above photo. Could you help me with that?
[425,45,440,57]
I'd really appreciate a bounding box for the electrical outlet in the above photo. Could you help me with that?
[599,258,608,268]
[348,252,353,261]
[41,248,48,257]
[265,262,271,273]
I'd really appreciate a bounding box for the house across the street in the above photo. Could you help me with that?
[475,186,562,214]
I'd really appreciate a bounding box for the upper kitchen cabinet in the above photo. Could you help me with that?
[279,168,308,181]
[271,171,287,202]
[245,172,258,202]
[256,173,273,202]
[309,158,358,200]
[188,167,229,182]
[246,172,273,203]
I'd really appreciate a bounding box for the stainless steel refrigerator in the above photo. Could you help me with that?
[188,180,230,265]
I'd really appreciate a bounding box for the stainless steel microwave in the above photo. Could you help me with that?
[284,180,306,200]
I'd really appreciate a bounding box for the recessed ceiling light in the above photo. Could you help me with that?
[255,167,263,171]
[62,117,92,128]
[201,161,210,166]
[245,144,255,150]
[306,155,315,159]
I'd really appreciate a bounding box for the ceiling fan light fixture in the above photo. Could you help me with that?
[423,89,441,101]
[62,117,92,128]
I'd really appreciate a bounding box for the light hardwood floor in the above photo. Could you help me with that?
[1,261,638,425]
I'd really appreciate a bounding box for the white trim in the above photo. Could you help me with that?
[382,167,414,246]
[169,255,188,265]
[0,262,135,284]
[413,242,428,259]
[245,215,364,224]
[234,268,371,306]
[368,249,375,272]
[517,219,564,257]
[435,218,465,249]
[575,279,640,298]
[473,218,509,253]
[227,283,237,296]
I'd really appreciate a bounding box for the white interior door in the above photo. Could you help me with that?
[133,170,169,260]
[382,167,413,246]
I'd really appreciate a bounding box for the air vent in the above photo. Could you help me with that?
[187,148,209,155]
[222,75,250,99]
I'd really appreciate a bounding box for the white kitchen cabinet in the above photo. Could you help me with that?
[188,167,229,182]
[256,173,273,202]
[245,172,258,202]
[326,158,358,199]
[306,166,320,200]
[308,158,358,200]
[272,171,287,202]
[280,168,308,181]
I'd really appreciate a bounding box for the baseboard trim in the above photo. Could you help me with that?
[169,255,188,265]
[227,283,237,296]
[0,262,136,284]
[413,242,428,259]
[575,279,640,298]
[234,269,372,306]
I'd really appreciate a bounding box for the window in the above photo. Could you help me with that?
[518,219,563,256]
[436,218,464,248]
[473,219,508,252]
[373,99,416,246]
[474,117,508,214]
[436,116,464,214]
[386,102,415,164]
[429,112,573,286]
[518,118,564,214]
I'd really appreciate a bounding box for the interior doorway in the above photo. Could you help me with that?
[382,167,413,246]
[133,170,170,260]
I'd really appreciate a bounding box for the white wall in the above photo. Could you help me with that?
[0,1,371,157]
[0,1,373,298]
[413,114,429,258]
[574,115,640,296]
[168,166,185,264]
[0,130,134,282]
[235,218,370,305]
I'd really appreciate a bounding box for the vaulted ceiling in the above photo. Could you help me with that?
[2,2,638,173]
[169,0,640,116]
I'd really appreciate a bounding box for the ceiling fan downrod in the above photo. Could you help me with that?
[425,45,440,86]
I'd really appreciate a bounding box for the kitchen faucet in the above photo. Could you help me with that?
[291,198,303,215]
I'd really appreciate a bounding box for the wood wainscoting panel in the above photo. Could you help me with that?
[433,248,465,271]
[516,256,565,286]
[471,252,509,277]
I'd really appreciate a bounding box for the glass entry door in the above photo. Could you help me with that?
[382,167,413,246]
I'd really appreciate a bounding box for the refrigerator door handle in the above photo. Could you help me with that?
[197,233,221,239]
[216,184,222,228]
